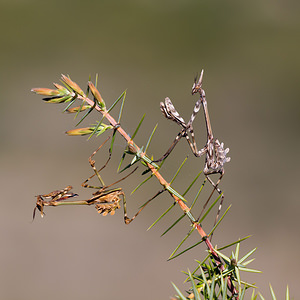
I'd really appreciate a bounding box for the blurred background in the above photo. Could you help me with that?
[0,0,299,299]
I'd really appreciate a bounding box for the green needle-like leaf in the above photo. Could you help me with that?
[85,75,92,97]
[235,240,240,261]
[213,249,230,265]
[118,162,135,173]
[269,284,277,300]
[239,248,257,264]
[168,227,195,260]
[242,258,255,266]
[170,156,188,185]
[43,95,73,103]
[73,100,88,119]
[117,153,126,173]
[131,173,153,194]
[199,265,210,295]
[258,292,266,300]
[109,129,117,155]
[221,267,235,278]
[188,270,201,300]
[250,289,256,300]
[89,115,106,139]
[62,96,78,112]
[131,114,145,140]
[107,90,126,113]
[147,202,176,231]
[141,166,152,175]
[208,205,231,237]
[239,285,246,300]
[186,179,207,214]
[171,282,187,300]
[221,273,227,300]
[97,124,113,136]
[75,97,97,126]
[94,73,98,88]
[217,236,251,251]
[235,266,241,295]
[117,90,126,123]
[286,285,290,300]
[182,171,203,197]
[168,239,205,261]
[231,251,236,263]
[186,254,211,282]
[238,267,262,273]
[199,193,222,224]
[240,280,257,289]
[209,276,215,300]
[161,214,185,237]
[145,124,158,153]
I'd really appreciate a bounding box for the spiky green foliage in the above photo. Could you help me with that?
[171,243,258,299]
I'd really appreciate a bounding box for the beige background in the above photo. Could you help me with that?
[0,0,299,299]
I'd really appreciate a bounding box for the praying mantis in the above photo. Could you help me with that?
[155,70,230,223]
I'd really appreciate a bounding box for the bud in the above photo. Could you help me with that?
[66,127,94,136]
[88,81,106,109]
[66,123,113,136]
[67,105,91,113]
[31,88,61,96]
[53,83,69,94]
[61,74,85,97]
